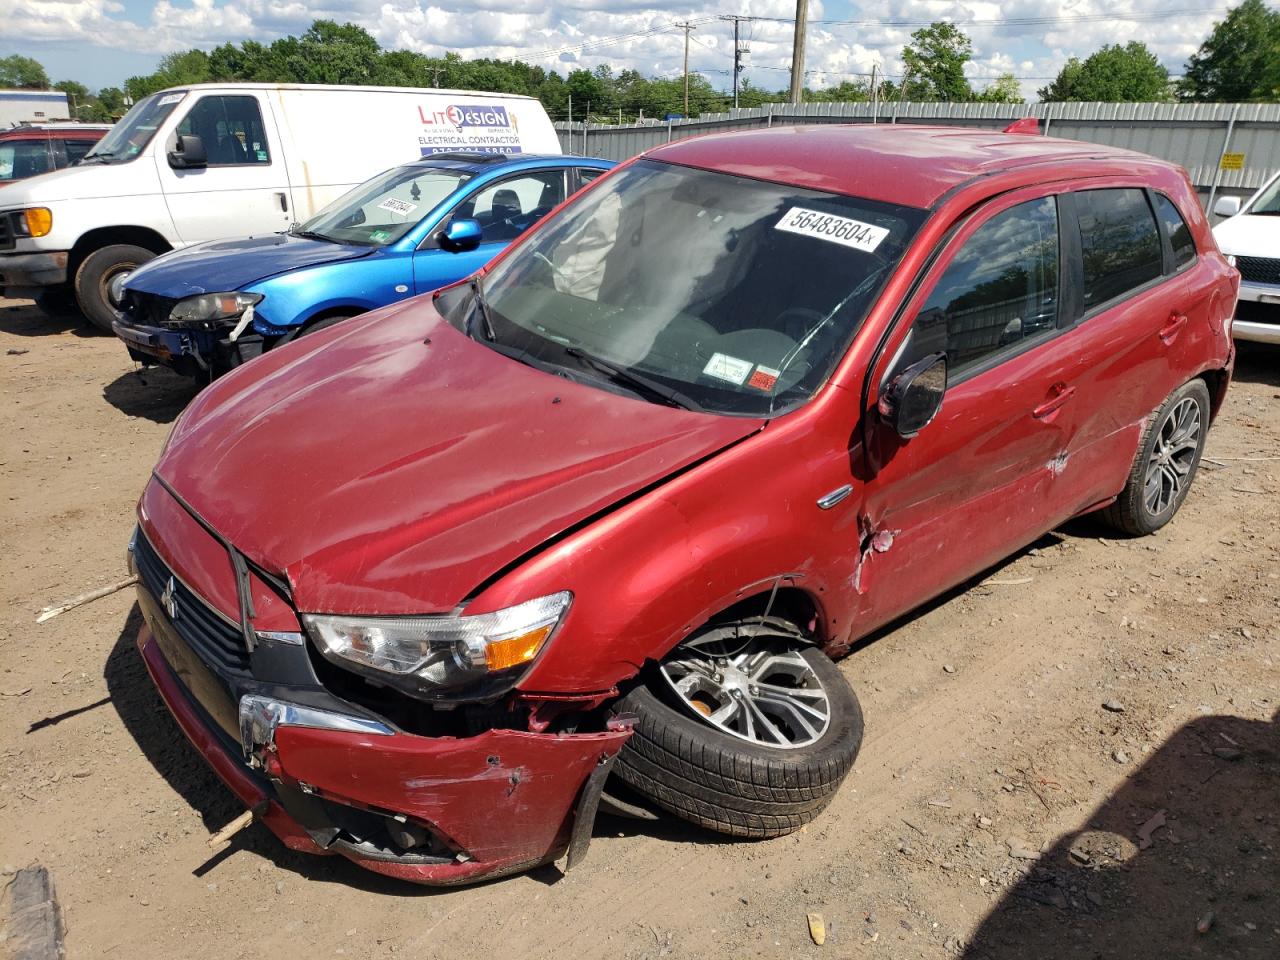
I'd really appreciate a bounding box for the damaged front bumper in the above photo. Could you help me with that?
[132,545,630,885]
[112,317,265,378]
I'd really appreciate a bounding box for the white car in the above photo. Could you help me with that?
[1213,170,1280,345]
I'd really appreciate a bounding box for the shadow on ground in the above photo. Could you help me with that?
[102,366,202,424]
[1233,343,1280,388]
[0,299,99,338]
[963,709,1279,959]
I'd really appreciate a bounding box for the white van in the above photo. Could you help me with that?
[0,83,560,330]
[1213,169,1280,345]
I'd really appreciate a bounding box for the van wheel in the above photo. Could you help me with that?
[74,244,157,333]
[1102,378,1210,536]
[33,283,77,319]
[612,623,862,838]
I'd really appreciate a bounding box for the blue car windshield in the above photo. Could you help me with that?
[296,165,475,247]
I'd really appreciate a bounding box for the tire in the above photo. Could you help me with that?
[304,312,360,335]
[73,244,157,333]
[612,626,863,838]
[32,283,77,319]
[1101,378,1211,536]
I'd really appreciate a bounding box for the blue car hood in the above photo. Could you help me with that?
[126,233,373,297]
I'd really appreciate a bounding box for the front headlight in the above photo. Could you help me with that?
[303,591,572,703]
[168,291,263,328]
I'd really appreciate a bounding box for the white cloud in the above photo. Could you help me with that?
[3,0,1226,97]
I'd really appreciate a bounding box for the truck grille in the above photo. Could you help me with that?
[134,530,252,681]
[1237,256,1280,286]
[0,215,13,252]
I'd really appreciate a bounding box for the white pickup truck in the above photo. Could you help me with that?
[1213,170,1280,345]
[0,83,560,331]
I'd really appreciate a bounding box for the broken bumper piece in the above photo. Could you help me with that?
[136,625,631,885]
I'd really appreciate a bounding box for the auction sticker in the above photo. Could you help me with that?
[775,207,889,253]
[378,198,417,217]
[703,352,753,385]
[158,93,186,106]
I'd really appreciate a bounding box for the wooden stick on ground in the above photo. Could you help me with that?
[207,804,267,849]
[36,575,139,624]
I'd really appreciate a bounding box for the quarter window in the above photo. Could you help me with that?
[1152,193,1196,269]
[911,197,1060,377]
[175,96,270,166]
[1076,189,1162,308]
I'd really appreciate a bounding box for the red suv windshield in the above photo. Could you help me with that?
[465,159,926,416]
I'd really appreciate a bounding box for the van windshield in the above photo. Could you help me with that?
[458,159,925,417]
[1248,174,1280,215]
[83,91,185,165]
[294,164,475,246]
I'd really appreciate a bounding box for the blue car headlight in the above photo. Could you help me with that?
[167,292,263,328]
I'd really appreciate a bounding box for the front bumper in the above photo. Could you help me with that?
[133,573,630,885]
[0,250,69,292]
[1233,285,1280,345]
[112,317,264,377]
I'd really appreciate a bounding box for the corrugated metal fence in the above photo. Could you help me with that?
[556,101,1280,197]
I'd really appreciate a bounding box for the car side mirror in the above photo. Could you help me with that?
[878,352,947,439]
[168,134,207,170]
[1213,196,1241,218]
[437,218,482,253]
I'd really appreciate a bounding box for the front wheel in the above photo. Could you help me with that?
[74,244,157,333]
[612,623,862,838]
[1101,378,1211,536]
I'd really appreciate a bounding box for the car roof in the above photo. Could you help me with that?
[0,124,110,140]
[404,153,610,173]
[647,125,1171,209]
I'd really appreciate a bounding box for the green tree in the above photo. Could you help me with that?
[1039,42,1171,101]
[283,20,382,85]
[53,79,91,118]
[901,22,973,101]
[1180,0,1280,101]
[126,50,211,99]
[976,74,1025,103]
[0,54,50,89]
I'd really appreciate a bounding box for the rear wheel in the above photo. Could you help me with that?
[1101,378,1210,535]
[612,621,862,838]
[73,244,157,333]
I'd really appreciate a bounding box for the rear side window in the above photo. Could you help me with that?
[176,96,270,166]
[1151,193,1196,269]
[1076,189,1162,309]
[911,196,1060,377]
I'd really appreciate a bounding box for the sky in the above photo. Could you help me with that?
[1,0,1240,101]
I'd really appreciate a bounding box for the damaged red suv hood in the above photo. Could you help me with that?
[156,301,762,614]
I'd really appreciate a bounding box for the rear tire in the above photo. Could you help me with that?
[1101,378,1210,535]
[612,625,862,838]
[73,244,157,333]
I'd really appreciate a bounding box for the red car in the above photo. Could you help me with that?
[129,124,1237,885]
[0,123,110,183]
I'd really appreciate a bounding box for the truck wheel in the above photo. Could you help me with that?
[33,284,77,319]
[612,623,862,838]
[73,244,156,333]
[1101,378,1210,536]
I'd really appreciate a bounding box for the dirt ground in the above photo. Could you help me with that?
[1,296,1276,960]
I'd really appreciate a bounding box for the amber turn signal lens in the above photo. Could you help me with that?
[23,208,53,238]
[484,624,554,672]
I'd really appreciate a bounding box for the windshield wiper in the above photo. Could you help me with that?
[562,346,700,411]
[468,278,497,342]
[80,151,118,164]
[290,227,335,243]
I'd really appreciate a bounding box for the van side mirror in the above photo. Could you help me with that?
[168,134,207,170]
[1213,196,1241,218]
[878,352,947,439]
[437,218,482,253]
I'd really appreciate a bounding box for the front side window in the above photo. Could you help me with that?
[910,197,1060,377]
[450,159,926,416]
[84,91,184,164]
[295,164,474,247]
[1152,193,1196,269]
[176,95,270,165]
[0,141,53,181]
[1077,189,1163,309]
[1247,174,1280,215]
[453,171,567,244]
[62,140,97,165]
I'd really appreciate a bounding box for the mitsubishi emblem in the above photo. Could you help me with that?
[160,576,179,621]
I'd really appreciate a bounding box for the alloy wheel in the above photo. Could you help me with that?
[1143,396,1201,515]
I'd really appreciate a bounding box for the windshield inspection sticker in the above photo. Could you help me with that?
[775,206,889,253]
[748,365,780,392]
[703,352,754,386]
[377,198,417,217]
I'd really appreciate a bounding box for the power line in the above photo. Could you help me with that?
[736,7,1226,27]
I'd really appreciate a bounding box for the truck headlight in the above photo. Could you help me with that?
[303,591,572,703]
[11,208,53,238]
[168,292,263,328]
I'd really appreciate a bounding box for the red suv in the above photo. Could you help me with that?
[129,125,1237,885]
[0,124,110,183]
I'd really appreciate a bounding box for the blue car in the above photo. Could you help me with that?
[111,152,613,378]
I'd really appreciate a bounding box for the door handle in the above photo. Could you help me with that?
[275,191,288,213]
[1159,312,1187,345]
[1032,383,1076,419]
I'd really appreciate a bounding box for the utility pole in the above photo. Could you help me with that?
[788,0,808,105]
[719,15,750,110]
[676,21,696,117]
[870,65,878,123]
